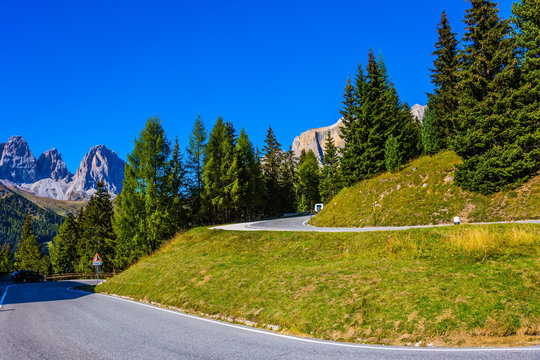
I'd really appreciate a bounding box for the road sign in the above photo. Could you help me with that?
[92,253,102,266]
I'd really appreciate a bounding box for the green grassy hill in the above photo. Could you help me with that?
[311,151,540,228]
[97,225,539,347]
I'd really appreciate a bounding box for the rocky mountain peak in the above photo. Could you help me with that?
[69,145,125,198]
[292,119,345,164]
[411,104,426,123]
[0,135,38,183]
[36,148,72,181]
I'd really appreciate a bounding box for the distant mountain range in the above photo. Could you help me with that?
[0,136,125,201]
[292,104,426,163]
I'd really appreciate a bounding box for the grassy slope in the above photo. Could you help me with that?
[311,151,540,227]
[98,225,539,347]
[13,188,85,216]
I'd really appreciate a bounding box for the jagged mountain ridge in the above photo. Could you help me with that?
[0,136,125,201]
[292,104,426,163]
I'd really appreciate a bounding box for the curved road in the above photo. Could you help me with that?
[212,215,540,232]
[1,281,538,360]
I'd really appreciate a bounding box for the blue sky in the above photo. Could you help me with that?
[1,0,513,172]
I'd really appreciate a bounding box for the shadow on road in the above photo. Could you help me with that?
[1,280,93,306]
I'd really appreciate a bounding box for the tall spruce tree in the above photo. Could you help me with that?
[261,126,286,217]
[319,131,342,202]
[509,0,540,180]
[340,51,419,184]
[230,129,265,221]
[279,148,297,214]
[163,137,187,234]
[78,181,115,272]
[186,115,207,224]
[428,11,459,149]
[454,0,525,194]
[15,213,47,273]
[114,116,173,269]
[202,117,237,223]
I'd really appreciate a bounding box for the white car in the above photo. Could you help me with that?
[314,203,324,213]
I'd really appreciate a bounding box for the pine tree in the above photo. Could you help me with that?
[186,115,207,224]
[230,129,265,221]
[15,213,47,273]
[78,181,115,272]
[509,0,540,180]
[295,150,321,212]
[202,117,237,223]
[454,0,525,194]
[0,244,14,273]
[280,148,297,213]
[319,131,342,202]
[261,126,285,217]
[114,116,171,269]
[164,137,187,234]
[428,11,459,149]
[49,214,79,273]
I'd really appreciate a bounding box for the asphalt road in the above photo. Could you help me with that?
[1,281,538,360]
[212,215,540,232]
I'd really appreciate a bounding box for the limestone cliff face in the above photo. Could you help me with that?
[292,119,345,163]
[0,136,38,183]
[67,145,125,200]
[411,104,426,123]
[292,104,426,163]
[36,148,72,181]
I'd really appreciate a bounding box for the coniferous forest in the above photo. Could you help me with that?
[1,0,537,274]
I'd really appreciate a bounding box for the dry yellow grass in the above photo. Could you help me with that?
[448,226,538,258]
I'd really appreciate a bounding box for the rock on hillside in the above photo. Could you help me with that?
[0,136,38,183]
[292,119,345,163]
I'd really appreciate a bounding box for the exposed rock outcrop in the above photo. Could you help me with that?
[411,104,426,123]
[0,136,38,183]
[292,119,345,163]
[36,148,72,181]
[292,104,427,163]
[67,145,125,200]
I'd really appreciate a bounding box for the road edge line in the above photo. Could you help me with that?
[67,286,540,353]
[0,285,10,309]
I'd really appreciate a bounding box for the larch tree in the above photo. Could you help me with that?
[15,213,47,273]
[0,244,14,273]
[114,116,173,269]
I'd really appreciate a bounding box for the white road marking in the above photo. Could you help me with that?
[67,286,539,353]
[0,285,10,309]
